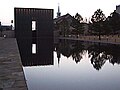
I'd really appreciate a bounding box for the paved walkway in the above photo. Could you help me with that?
[59,36,120,45]
[0,38,27,90]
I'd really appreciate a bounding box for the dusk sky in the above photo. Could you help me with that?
[0,0,120,25]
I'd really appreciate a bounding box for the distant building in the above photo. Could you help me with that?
[54,13,76,37]
[116,5,120,14]
[0,21,14,37]
[1,25,12,31]
[54,13,89,37]
[0,22,12,31]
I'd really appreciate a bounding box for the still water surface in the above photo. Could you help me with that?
[18,39,120,90]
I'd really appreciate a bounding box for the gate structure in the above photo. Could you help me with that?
[14,8,53,39]
[14,8,54,66]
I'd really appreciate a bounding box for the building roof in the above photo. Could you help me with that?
[54,13,74,23]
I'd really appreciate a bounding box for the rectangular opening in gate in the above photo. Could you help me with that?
[32,44,36,54]
[32,21,36,31]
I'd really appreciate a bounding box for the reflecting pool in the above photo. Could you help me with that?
[18,39,120,90]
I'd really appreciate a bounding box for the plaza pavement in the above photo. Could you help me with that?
[0,38,27,90]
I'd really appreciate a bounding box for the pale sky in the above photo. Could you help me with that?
[0,0,120,25]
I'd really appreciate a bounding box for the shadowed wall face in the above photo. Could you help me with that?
[14,8,54,66]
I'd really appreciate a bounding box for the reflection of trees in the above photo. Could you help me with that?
[55,40,120,70]
[106,44,120,65]
[89,43,107,70]
[71,41,84,63]
[59,39,72,58]
[72,53,82,63]
[55,40,84,64]
[91,52,108,70]
[89,43,113,70]
[88,43,120,70]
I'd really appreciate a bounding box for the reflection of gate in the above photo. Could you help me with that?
[14,8,53,39]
